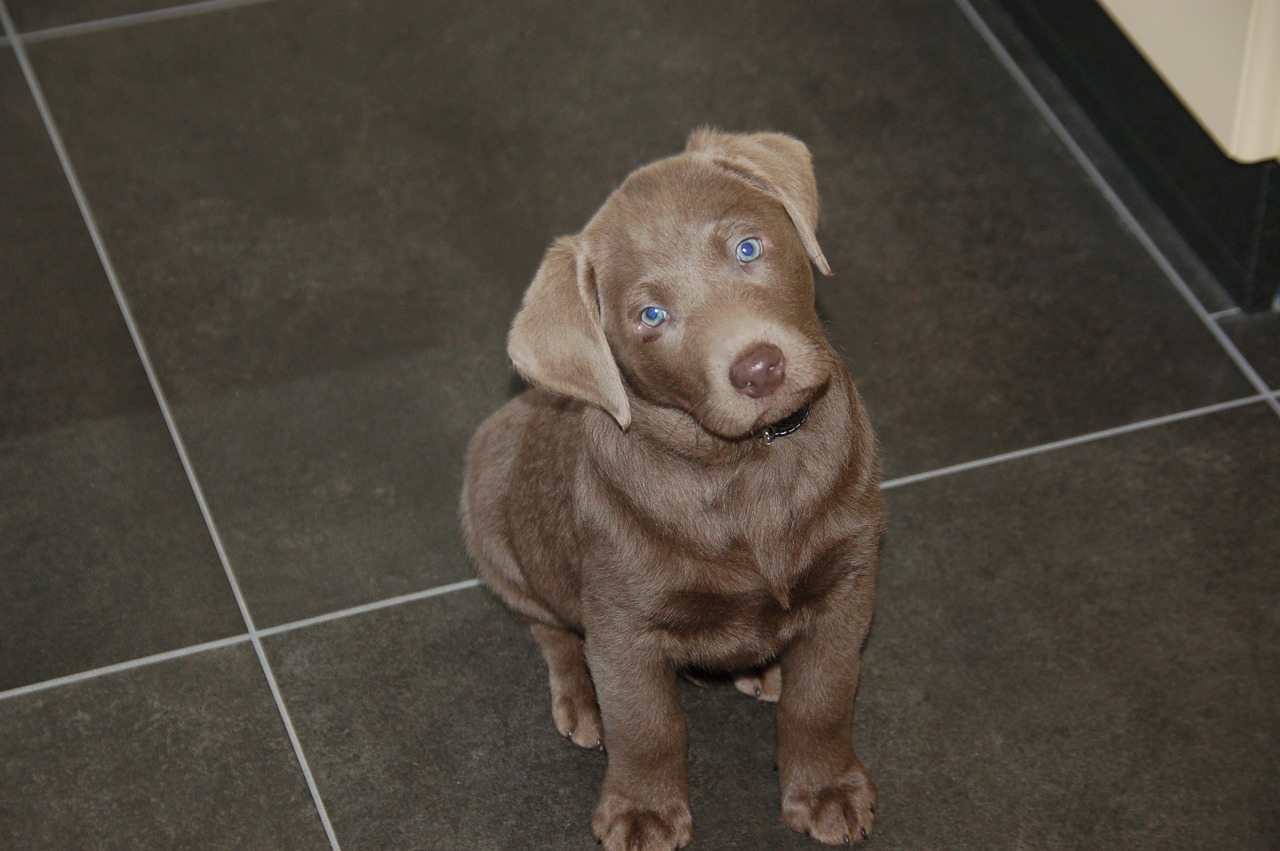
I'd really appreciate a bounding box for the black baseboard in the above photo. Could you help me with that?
[995,0,1278,312]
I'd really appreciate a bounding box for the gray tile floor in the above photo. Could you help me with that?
[2,0,1277,848]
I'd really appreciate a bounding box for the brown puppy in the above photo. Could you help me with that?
[461,129,882,850]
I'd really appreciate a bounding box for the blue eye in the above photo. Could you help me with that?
[736,237,763,263]
[640,306,669,328]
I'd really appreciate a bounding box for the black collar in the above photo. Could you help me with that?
[761,402,811,445]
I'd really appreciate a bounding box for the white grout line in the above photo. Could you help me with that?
[0,578,485,703]
[256,579,483,638]
[0,6,340,848]
[0,635,253,702]
[0,0,276,47]
[881,394,1269,490]
[952,0,1280,422]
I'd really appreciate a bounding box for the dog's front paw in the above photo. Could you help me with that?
[592,790,693,851]
[781,762,876,845]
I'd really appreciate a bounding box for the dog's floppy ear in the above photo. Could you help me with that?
[508,236,631,430]
[686,128,832,277]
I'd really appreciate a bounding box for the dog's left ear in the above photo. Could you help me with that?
[686,128,832,277]
[508,236,632,430]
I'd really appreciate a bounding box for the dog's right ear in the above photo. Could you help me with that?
[508,236,631,430]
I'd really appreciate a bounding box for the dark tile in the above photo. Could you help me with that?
[863,403,1280,848]
[1220,311,1280,390]
[0,52,244,691]
[19,0,1257,621]
[805,3,1256,477]
[265,591,603,850]
[175,350,503,626]
[266,589,827,850]
[0,51,154,439]
[1,415,248,691]
[269,404,1280,850]
[0,644,329,849]
[29,0,1252,472]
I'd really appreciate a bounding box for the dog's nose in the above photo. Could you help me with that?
[730,343,786,397]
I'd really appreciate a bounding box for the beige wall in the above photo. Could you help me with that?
[1098,0,1280,162]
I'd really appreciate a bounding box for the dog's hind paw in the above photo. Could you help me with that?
[733,662,782,703]
[551,688,604,749]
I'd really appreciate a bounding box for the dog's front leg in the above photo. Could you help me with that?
[587,632,693,851]
[775,574,877,845]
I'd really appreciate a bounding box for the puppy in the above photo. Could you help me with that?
[461,129,882,850]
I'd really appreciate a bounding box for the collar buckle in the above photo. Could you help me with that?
[761,402,811,446]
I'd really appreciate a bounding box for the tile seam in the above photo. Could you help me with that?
[0,7,340,848]
[0,581,487,703]
[255,579,483,639]
[880,394,1270,490]
[952,0,1280,421]
[0,0,277,46]
[0,635,253,701]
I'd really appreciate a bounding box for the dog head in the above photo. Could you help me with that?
[508,129,837,440]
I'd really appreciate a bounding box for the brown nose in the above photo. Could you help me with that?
[730,343,786,397]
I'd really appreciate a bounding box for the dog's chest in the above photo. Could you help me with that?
[644,534,843,664]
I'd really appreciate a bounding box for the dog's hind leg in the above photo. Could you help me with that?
[530,623,604,750]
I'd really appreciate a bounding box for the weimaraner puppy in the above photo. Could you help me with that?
[462,128,882,850]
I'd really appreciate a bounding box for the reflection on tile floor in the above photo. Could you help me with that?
[3,0,1277,848]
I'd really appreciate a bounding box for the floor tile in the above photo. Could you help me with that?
[0,643,329,849]
[0,51,244,691]
[268,403,1279,850]
[24,0,1253,498]
[1220,311,1280,390]
[175,350,501,626]
[1,50,152,439]
[265,590,828,850]
[4,0,1277,847]
[803,2,1256,477]
[863,402,1280,848]
[265,591,603,850]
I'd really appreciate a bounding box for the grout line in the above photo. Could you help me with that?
[257,579,483,638]
[0,6,340,848]
[0,579,484,704]
[0,635,253,702]
[881,394,1268,490]
[0,0,276,46]
[952,0,1280,422]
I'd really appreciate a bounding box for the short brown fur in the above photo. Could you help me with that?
[461,129,883,850]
